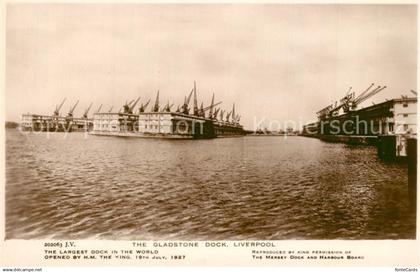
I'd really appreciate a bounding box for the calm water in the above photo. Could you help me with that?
[6,129,416,240]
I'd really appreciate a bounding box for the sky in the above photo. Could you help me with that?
[5,4,417,129]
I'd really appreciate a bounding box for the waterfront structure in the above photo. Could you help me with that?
[392,97,417,134]
[137,111,243,137]
[302,84,417,158]
[93,108,244,139]
[302,97,417,136]
[93,112,138,133]
[20,99,94,132]
[91,82,245,138]
[20,82,244,138]
[21,114,92,132]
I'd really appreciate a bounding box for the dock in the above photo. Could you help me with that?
[20,82,246,138]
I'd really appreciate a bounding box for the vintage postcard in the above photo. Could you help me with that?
[0,1,419,268]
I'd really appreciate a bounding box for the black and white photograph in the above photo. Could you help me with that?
[3,2,418,250]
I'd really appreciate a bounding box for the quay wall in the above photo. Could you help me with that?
[301,134,377,146]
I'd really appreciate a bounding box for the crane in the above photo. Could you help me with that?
[352,85,381,104]
[53,98,66,116]
[339,83,378,113]
[67,100,79,118]
[162,101,170,112]
[198,102,204,117]
[340,92,356,113]
[220,109,225,121]
[139,99,151,113]
[316,83,386,120]
[193,81,199,116]
[108,106,113,113]
[351,85,386,110]
[122,101,129,113]
[125,99,135,108]
[226,111,232,122]
[410,90,417,96]
[152,90,160,112]
[316,104,333,120]
[182,83,195,114]
[202,101,222,113]
[169,104,174,112]
[96,104,103,114]
[82,102,93,118]
[185,91,194,114]
[128,97,141,114]
[352,83,375,104]
[122,98,135,114]
[163,102,175,112]
[231,103,236,121]
[344,86,353,97]
[207,94,216,118]
[326,85,364,117]
[208,94,214,118]
[181,96,187,113]
[190,91,223,118]
[213,108,220,119]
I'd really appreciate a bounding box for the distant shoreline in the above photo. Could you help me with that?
[5,121,19,129]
